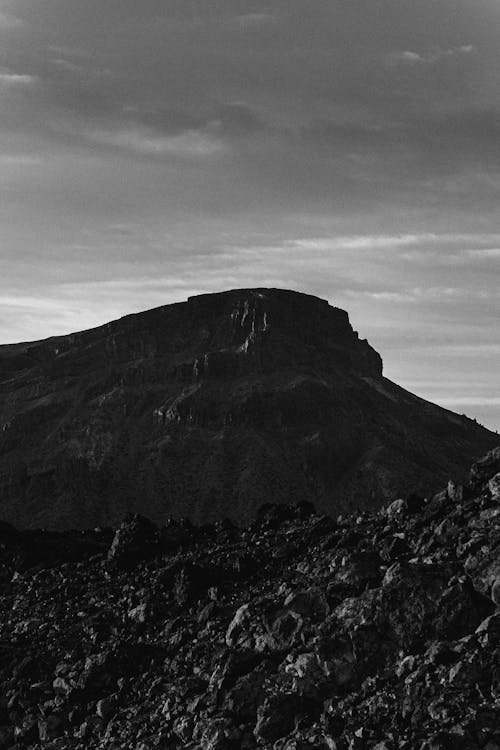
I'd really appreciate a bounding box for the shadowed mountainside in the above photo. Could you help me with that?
[0,288,497,529]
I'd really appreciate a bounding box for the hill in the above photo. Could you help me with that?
[0,288,497,529]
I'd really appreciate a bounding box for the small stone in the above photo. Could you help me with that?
[225,603,251,647]
[173,716,193,743]
[492,579,500,608]
[254,694,301,744]
[386,499,407,520]
[38,714,62,741]
[96,695,117,720]
[128,602,149,624]
[447,481,463,502]
[488,472,500,502]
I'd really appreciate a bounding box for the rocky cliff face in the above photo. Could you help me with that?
[0,288,497,529]
[0,449,499,749]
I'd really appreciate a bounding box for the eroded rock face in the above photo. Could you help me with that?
[0,288,498,530]
[0,449,499,749]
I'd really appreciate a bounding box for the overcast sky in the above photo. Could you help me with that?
[0,0,499,430]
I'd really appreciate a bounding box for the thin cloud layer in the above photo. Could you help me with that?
[395,44,476,65]
[0,0,499,428]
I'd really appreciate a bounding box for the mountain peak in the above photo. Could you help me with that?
[175,287,382,380]
[0,289,497,529]
[186,286,329,306]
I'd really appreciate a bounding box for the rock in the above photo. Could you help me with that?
[380,534,412,563]
[173,715,194,743]
[464,547,500,597]
[447,481,464,502]
[128,602,150,624]
[284,588,329,620]
[223,663,268,718]
[0,449,500,749]
[470,447,500,484]
[107,514,160,569]
[488,473,500,502]
[198,600,218,625]
[160,517,194,552]
[269,608,303,651]
[492,578,500,608]
[174,563,211,604]
[316,632,357,687]
[53,675,75,697]
[226,604,252,647]
[434,578,493,638]
[209,649,263,698]
[76,716,103,739]
[475,612,500,638]
[14,716,39,744]
[96,695,117,719]
[196,717,240,749]
[386,498,407,520]
[284,652,326,700]
[0,726,14,750]
[336,551,383,591]
[38,714,63,741]
[254,694,302,743]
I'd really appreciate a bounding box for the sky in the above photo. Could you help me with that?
[0,0,499,431]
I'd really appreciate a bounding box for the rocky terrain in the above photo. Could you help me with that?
[0,288,497,530]
[0,447,499,749]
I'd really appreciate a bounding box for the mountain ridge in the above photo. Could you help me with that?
[0,288,497,529]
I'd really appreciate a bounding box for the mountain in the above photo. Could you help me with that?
[0,288,497,529]
[0,448,499,748]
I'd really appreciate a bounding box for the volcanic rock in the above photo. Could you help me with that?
[0,449,498,747]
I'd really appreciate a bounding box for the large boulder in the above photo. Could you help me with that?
[107,514,160,569]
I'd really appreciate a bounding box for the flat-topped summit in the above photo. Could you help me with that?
[186,288,382,375]
[0,288,497,529]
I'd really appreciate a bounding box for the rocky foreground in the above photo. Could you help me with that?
[0,449,499,750]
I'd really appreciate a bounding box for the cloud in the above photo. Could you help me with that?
[86,127,223,158]
[0,294,78,312]
[37,101,265,161]
[290,234,438,252]
[0,70,36,86]
[0,10,21,28]
[0,154,41,165]
[212,103,266,136]
[126,103,265,139]
[301,106,500,185]
[395,44,476,65]
[233,13,275,28]
[399,51,424,64]
[435,397,500,407]
[465,247,500,259]
[393,344,500,355]
[346,286,490,304]
[60,277,190,293]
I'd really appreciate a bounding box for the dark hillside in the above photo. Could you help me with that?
[0,289,497,529]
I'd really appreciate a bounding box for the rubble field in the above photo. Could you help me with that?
[0,447,499,749]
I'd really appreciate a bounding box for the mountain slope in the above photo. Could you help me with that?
[0,288,497,529]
